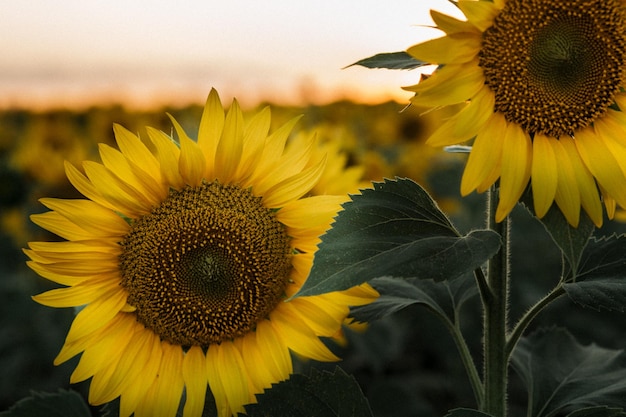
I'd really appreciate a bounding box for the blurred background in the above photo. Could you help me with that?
[3,1,626,416]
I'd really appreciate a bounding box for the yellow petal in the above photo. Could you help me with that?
[98,143,165,205]
[69,314,135,383]
[146,126,185,190]
[54,313,128,366]
[250,116,302,182]
[30,212,92,241]
[197,88,225,175]
[236,106,272,180]
[179,134,207,187]
[32,278,119,308]
[496,123,532,222]
[276,195,343,230]
[460,113,506,195]
[217,341,251,416]
[112,123,162,183]
[64,161,118,212]
[83,161,149,216]
[145,342,185,417]
[240,332,278,394]
[407,32,481,64]
[575,128,626,208]
[64,288,128,344]
[182,345,208,417]
[215,99,244,183]
[551,139,581,227]
[559,136,603,227]
[262,158,326,208]
[406,61,484,107]
[39,198,129,236]
[286,297,343,336]
[206,345,232,417]
[255,319,292,380]
[458,0,500,32]
[430,9,479,34]
[97,323,159,405]
[531,134,558,218]
[427,86,494,147]
[273,302,339,362]
[119,332,163,417]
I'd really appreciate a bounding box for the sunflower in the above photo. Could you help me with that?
[405,0,626,227]
[25,88,378,417]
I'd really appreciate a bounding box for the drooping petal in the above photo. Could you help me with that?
[460,113,506,195]
[182,345,208,417]
[560,136,603,227]
[575,128,626,208]
[496,123,532,222]
[551,139,581,227]
[531,134,558,218]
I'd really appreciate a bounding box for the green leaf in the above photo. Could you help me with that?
[345,51,428,70]
[521,192,594,273]
[350,274,477,325]
[0,390,91,417]
[293,178,501,298]
[242,367,372,417]
[510,327,626,417]
[565,407,626,417]
[445,409,494,417]
[564,235,626,312]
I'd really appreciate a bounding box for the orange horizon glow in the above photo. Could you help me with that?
[1,1,461,112]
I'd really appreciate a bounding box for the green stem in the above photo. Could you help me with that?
[443,314,484,407]
[505,283,566,360]
[482,188,509,416]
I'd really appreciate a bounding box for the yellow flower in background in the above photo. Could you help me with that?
[405,0,626,227]
[25,89,377,417]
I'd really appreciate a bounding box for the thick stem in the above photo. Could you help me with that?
[482,188,509,416]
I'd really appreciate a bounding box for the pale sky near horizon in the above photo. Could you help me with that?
[0,1,462,110]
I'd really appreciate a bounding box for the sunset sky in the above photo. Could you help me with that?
[1,1,462,110]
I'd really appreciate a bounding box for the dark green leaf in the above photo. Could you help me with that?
[521,192,594,273]
[242,367,372,417]
[565,406,626,417]
[564,235,626,311]
[350,274,477,324]
[293,178,501,297]
[0,390,91,417]
[510,328,626,417]
[346,51,428,70]
[445,409,494,417]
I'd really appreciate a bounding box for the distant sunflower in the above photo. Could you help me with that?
[405,0,626,227]
[25,89,377,417]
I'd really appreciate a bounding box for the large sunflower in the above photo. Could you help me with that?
[25,89,377,417]
[405,0,626,227]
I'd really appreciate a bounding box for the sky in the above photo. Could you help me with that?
[0,1,462,110]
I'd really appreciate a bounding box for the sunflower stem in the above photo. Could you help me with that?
[482,187,509,417]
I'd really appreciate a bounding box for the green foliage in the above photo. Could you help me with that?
[521,194,595,273]
[564,235,626,312]
[242,368,372,417]
[293,178,501,297]
[511,328,626,417]
[350,274,477,325]
[346,52,428,70]
[0,390,91,417]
